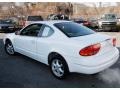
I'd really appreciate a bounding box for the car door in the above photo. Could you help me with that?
[14,24,43,60]
[36,25,54,64]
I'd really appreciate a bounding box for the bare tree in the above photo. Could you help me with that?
[56,2,73,17]
[92,3,100,16]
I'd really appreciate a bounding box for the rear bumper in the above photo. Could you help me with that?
[66,48,119,74]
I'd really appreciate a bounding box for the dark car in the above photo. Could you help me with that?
[0,19,16,33]
[24,15,43,26]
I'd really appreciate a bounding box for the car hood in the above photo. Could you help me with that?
[71,33,112,47]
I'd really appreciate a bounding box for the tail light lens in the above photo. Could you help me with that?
[79,43,101,56]
[113,38,116,46]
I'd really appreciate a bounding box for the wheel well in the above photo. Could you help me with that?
[48,52,69,72]
[48,52,65,65]
[5,39,11,44]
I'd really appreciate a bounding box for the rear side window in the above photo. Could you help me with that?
[27,16,43,21]
[41,26,54,37]
[54,22,95,37]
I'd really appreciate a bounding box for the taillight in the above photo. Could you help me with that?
[79,43,101,56]
[113,38,116,46]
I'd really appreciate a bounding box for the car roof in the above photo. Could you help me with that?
[32,20,71,25]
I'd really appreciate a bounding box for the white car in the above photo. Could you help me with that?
[3,20,119,79]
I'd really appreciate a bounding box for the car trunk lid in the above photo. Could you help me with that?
[71,33,115,56]
[71,33,117,67]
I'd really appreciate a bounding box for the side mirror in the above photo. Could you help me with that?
[15,30,20,35]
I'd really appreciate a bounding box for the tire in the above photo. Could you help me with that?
[5,40,15,55]
[49,55,69,79]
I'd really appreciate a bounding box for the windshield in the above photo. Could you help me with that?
[54,22,95,37]
[101,14,116,20]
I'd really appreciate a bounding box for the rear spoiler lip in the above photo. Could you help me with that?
[105,38,111,41]
[105,36,116,41]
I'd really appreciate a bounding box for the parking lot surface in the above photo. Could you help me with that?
[0,32,120,88]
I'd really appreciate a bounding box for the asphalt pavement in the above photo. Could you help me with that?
[0,33,120,88]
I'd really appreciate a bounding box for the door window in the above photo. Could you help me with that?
[20,24,42,37]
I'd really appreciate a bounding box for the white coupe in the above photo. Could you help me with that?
[3,21,119,79]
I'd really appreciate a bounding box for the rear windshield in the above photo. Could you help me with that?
[54,22,95,37]
[27,16,43,21]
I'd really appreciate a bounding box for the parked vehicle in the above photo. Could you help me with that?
[117,17,120,24]
[98,13,118,31]
[24,15,43,26]
[72,18,91,28]
[0,19,16,33]
[47,14,57,20]
[47,14,69,20]
[88,18,98,29]
[3,21,119,79]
